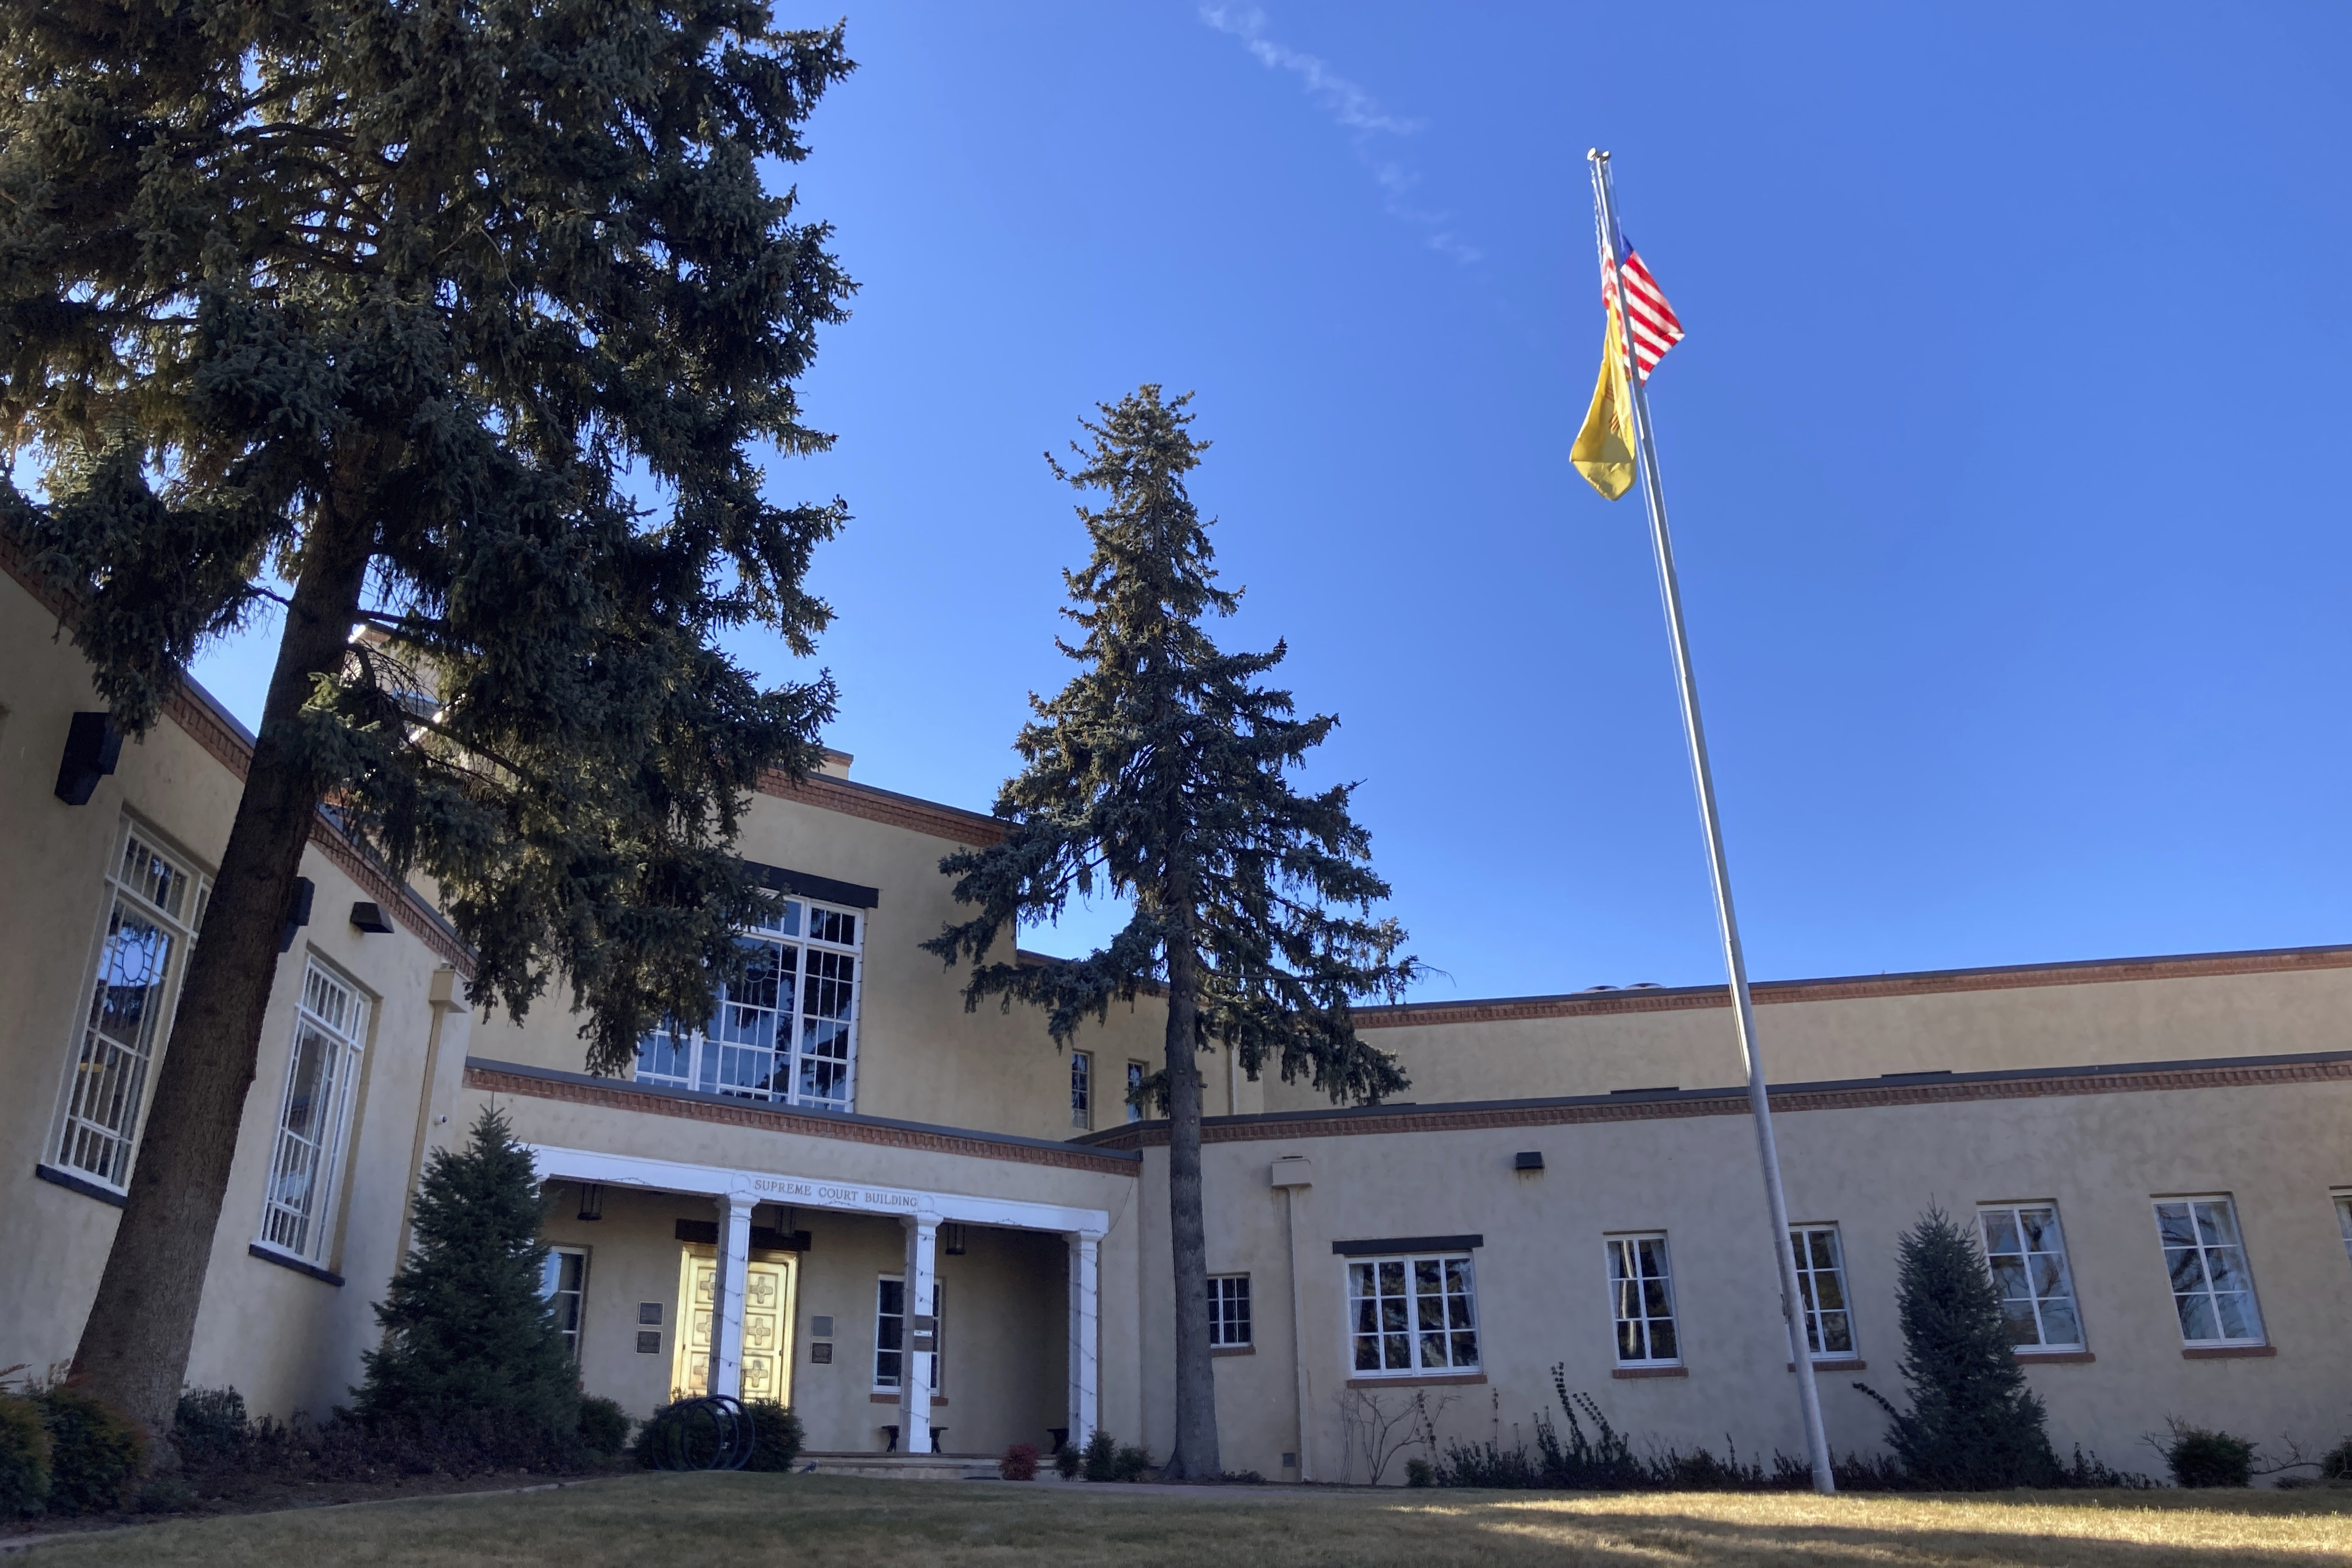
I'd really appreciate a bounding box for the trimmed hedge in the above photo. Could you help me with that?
[0,1394,50,1516]
[39,1387,144,1514]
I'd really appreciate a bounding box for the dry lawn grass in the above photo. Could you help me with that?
[18,1472,2352,1566]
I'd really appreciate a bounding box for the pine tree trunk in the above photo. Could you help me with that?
[1160,933,1221,1480]
[71,503,374,1451]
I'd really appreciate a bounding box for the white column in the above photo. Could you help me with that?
[713,1192,754,1398]
[1066,1231,1099,1450]
[901,1214,938,1454]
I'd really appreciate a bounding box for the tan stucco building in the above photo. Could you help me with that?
[6,550,2350,1481]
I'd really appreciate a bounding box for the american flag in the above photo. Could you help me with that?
[1603,243,1684,381]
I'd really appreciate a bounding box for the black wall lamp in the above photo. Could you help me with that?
[278,877,315,953]
[576,1184,605,1222]
[53,712,122,805]
[349,901,396,935]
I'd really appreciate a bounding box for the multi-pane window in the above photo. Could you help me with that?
[1126,1060,1147,1124]
[1978,1204,2083,1349]
[1348,1254,1479,1376]
[2155,1197,2265,1346]
[1607,1235,1679,1365]
[1789,1226,1856,1359]
[2335,1194,2352,1268]
[635,896,862,1111]
[541,1248,588,1360]
[1209,1275,1252,1348]
[52,824,206,1188]
[873,1276,940,1391]
[257,963,369,1264]
[1070,1051,1091,1129]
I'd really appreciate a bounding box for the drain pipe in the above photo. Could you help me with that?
[1270,1157,1314,1482]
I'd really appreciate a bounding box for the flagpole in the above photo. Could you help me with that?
[1588,148,1836,1496]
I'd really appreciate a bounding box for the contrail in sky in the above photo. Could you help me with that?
[1199,5,1483,266]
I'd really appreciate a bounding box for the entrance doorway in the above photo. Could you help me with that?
[673,1246,796,1402]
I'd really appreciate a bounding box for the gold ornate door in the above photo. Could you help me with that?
[671,1248,794,1404]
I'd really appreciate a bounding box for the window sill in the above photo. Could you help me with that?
[2014,1349,2094,1364]
[1346,1373,1486,1389]
[2182,1344,2274,1360]
[34,1163,127,1209]
[1612,1365,1688,1380]
[1212,1345,1255,1357]
[870,1393,950,1405]
[248,1242,344,1287]
[1787,1359,1866,1372]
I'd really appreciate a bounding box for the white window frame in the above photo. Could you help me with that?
[2333,1191,2352,1270]
[1346,1253,1480,1377]
[1209,1273,1252,1348]
[1126,1060,1147,1124]
[1606,1233,1681,1367]
[872,1275,940,1394]
[542,1245,589,1360]
[1978,1202,2085,1352]
[2154,1195,2267,1348]
[634,894,863,1111]
[254,959,370,1268]
[1070,1051,1092,1129]
[49,820,208,1191]
[1788,1224,1857,1360]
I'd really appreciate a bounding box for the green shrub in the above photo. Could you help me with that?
[1404,1457,1434,1488]
[576,1396,631,1458]
[743,1401,802,1472]
[174,1387,252,1464]
[1111,1443,1152,1482]
[355,1111,579,1447]
[135,1475,199,1513]
[2320,1437,2352,1482]
[1856,1208,2059,1489]
[1081,1429,1117,1482]
[999,1443,1040,1481]
[0,1394,51,1516]
[40,1386,145,1514]
[2163,1422,2255,1488]
[1055,1442,1080,1479]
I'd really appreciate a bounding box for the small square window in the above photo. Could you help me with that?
[639,1301,663,1326]
[810,1342,833,1364]
[1978,1204,2083,1350]
[810,1315,835,1338]
[1607,1235,1679,1366]
[1209,1275,1252,1347]
[1788,1226,1856,1359]
[636,1331,662,1354]
[2154,1196,2265,1346]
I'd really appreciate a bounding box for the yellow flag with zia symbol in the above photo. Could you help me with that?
[1570,306,1637,500]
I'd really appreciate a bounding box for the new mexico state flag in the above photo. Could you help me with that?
[1570,312,1637,500]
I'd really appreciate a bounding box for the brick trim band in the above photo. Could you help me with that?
[1083,1054,2352,1151]
[758,769,1005,846]
[1356,944,2352,1028]
[466,1063,1142,1175]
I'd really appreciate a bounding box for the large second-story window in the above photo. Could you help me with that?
[634,895,862,1111]
[51,822,207,1189]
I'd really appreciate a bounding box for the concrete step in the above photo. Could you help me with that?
[799,1451,1001,1481]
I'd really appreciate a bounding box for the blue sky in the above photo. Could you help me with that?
[191,2,2352,1003]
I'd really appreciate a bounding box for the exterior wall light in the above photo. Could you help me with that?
[349,900,396,934]
[278,877,315,952]
[1514,1151,1545,1172]
[53,712,122,804]
[576,1183,604,1222]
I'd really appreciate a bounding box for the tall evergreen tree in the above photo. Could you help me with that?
[927,386,1416,1479]
[1860,1208,2061,1489]
[356,1109,579,1442]
[1,0,854,1436]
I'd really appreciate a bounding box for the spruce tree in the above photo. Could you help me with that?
[926,386,1417,1479]
[1861,1208,2060,1489]
[1,0,854,1434]
[356,1109,578,1444]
